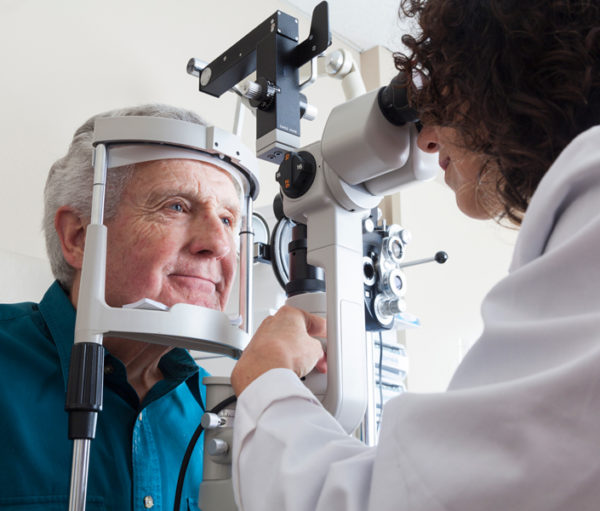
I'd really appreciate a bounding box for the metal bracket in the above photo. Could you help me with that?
[191,1,331,163]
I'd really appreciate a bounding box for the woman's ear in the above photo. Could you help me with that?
[54,206,87,270]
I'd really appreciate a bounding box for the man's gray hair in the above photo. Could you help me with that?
[43,104,208,289]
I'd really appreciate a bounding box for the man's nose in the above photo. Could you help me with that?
[417,124,441,153]
[188,211,232,259]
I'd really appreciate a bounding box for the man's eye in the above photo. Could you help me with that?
[168,203,185,213]
[221,217,232,227]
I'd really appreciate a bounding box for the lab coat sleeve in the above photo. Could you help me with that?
[233,361,600,511]
[232,368,376,511]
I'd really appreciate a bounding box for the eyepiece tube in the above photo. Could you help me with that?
[378,72,419,127]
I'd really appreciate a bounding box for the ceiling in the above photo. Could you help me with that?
[282,0,417,53]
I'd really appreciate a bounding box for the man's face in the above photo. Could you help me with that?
[103,158,240,311]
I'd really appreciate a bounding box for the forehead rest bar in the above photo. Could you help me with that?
[93,116,259,199]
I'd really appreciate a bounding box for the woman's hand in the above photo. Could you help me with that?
[231,305,327,396]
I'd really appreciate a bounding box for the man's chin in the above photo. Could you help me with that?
[160,293,222,311]
[165,276,224,308]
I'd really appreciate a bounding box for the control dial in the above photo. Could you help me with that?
[276,151,317,199]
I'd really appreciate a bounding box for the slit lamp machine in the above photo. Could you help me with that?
[64,2,445,510]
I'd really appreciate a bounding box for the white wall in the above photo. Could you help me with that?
[0,1,518,389]
[397,181,518,391]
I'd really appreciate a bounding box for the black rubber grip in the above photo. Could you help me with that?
[65,342,105,439]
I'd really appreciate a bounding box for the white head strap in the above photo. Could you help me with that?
[92,115,260,199]
[105,145,245,204]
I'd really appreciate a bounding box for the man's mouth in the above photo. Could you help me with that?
[169,274,217,293]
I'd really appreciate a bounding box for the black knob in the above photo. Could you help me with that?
[276,151,317,199]
[434,251,448,264]
[272,193,286,221]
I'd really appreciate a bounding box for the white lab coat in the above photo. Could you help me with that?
[232,125,600,511]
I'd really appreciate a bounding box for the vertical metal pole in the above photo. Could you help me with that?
[356,332,378,446]
[238,197,254,335]
[69,440,91,511]
[90,144,107,226]
[363,331,378,446]
[68,143,108,511]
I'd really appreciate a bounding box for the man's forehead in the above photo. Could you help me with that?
[96,118,259,201]
[132,158,242,206]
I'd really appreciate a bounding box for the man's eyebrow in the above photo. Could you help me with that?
[145,188,194,204]
[224,199,242,220]
[146,188,241,215]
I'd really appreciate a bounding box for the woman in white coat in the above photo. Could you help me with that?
[230,0,600,509]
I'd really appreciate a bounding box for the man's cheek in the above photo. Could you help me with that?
[220,254,238,307]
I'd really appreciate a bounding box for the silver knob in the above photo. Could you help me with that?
[376,298,407,317]
[207,438,230,456]
[240,81,263,101]
[302,103,318,121]
[325,50,344,75]
[399,229,412,244]
[381,268,406,297]
[201,412,226,430]
[187,58,207,78]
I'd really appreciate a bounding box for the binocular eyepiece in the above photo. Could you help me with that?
[378,72,420,127]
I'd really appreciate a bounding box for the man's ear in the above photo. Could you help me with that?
[54,206,87,270]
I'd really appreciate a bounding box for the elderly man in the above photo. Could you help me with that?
[0,105,242,510]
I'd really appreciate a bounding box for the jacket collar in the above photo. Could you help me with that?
[37,281,202,397]
[38,281,76,391]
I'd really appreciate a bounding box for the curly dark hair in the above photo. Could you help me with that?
[395,0,600,224]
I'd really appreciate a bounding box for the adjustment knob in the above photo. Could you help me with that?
[207,438,230,456]
[435,251,448,264]
[276,151,317,199]
[201,412,225,430]
[240,80,263,101]
[376,297,407,317]
[381,268,406,297]
[242,77,280,110]
[272,193,285,221]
